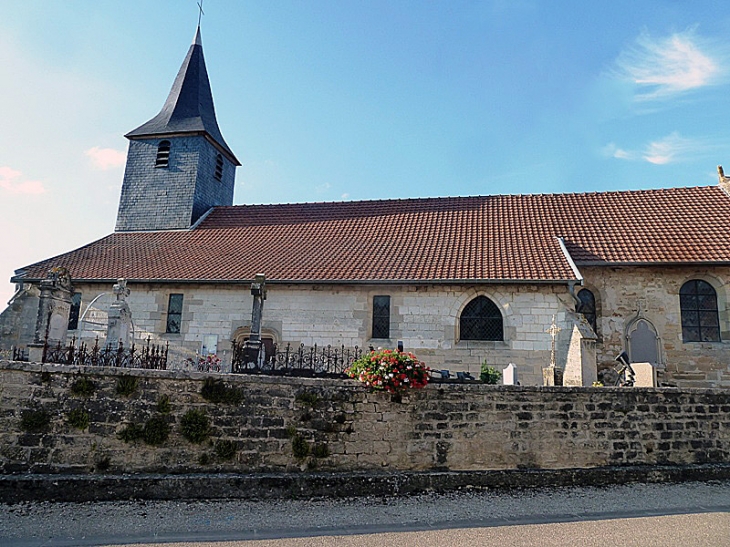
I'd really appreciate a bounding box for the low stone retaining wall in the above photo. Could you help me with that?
[1,361,729,476]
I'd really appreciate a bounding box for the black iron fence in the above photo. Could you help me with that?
[231,341,364,378]
[43,337,168,370]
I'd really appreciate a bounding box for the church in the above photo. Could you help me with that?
[2,27,730,388]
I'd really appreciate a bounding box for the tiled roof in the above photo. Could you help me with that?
[14,185,730,284]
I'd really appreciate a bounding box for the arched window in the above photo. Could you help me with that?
[576,288,597,333]
[460,296,503,341]
[679,280,721,342]
[214,153,223,181]
[155,140,171,168]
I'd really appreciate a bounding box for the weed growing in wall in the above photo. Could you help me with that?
[117,423,144,443]
[214,440,237,461]
[95,456,111,472]
[200,378,244,405]
[116,375,139,397]
[180,409,210,443]
[71,377,96,397]
[66,408,90,430]
[295,391,320,408]
[291,435,310,459]
[198,453,212,465]
[312,443,330,458]
[142,416,170,446]
[20,409,51,433]
[156,395,172,414]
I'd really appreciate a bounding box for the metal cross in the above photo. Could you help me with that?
[546,315,561,367]
[197,0,205,26]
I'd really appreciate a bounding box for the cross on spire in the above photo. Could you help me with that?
[197,0,205,26]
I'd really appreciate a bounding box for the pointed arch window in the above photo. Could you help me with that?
[155,140,171,168]
[460,296,503,341]
[679,280,720,342]
[214,153,223,181]
[576,288,597,333]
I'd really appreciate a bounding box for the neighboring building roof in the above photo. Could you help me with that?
[13,185,730,285]
[125,27,240,165]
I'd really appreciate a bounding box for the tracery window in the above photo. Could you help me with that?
[576,288,597,334]
[166,293,183,334]
[155,140,171,168]
[679,280,720,342]
[460,296,503,341]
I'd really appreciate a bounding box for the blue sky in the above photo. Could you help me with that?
[2,1,730,305]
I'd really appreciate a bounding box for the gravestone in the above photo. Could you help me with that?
[28,267,74,362]
[107,279,131,349]
[563,311,598,387]
[632,362,658,387]
[242,274,267,366]
[503,363,518,385]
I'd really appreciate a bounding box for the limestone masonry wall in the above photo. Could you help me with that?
[1,361,729,475]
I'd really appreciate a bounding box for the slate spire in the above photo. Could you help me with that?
[125,26,240,165]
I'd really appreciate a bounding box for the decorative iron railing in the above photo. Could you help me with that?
[0,347,29,362]
[231,341,364,378]
[42,337,168,370]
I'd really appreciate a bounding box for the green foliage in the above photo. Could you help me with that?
[95,456,111,472]
[214,440,237,461]
[70,377,96,397]
[117,423,143,443]
[180,409,210,444]
[592,381,605,387]
[40,371,52,383]
[116,375,138,397]
[156,395,172,414]
[20,409,51,433]
[295,391,320,408]
[312,443,330,458]
[200,378,244,405]
[291,435,310,459]
[198,453,212,466]
[285,425,297,438]
[66,408,90,430]
[480,362,502,385]
[143,416,170,446]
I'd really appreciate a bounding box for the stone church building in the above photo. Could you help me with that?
[2,28,730,388]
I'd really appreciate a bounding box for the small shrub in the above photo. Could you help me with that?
[285,425,297,438]
[116,375,138,397]
[180,409,210,444]
[295,391,320,408]
[66,408,90,430]
[156,395,172,414]
[143,416,170,446]
[20,409,51,433]
[312,443,330,458]
[215,440,237,461]
[40,371,52,384]
[480,363,502,385]
[117,423,144,443]
[291,435,310,459]
[198,453,212,465]
[200,378,244,405]
[70,377,96,397]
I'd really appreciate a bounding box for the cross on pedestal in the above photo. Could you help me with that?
[546,315,561,367]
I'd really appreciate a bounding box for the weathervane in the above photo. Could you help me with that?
[197,0,205,26]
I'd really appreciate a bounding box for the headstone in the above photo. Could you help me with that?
[503,363,518,385]
[563,312,598,386]
[107,278,132,349]
[28,267,74,362]
[632,362,657,387]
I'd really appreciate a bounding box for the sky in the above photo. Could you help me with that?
[2,0,730,306]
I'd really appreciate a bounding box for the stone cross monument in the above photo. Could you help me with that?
[542,314,563,386]
[107,279,132,349]
[243,273,267,366]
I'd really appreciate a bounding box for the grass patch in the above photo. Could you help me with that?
[70,377,96,397]
[66,408,90,430]
[200,378,244,405]
[180,409,210,444]
[116,375,138,397]
[295,391,320,408]
[156,395,172,414]
[20,409,51,433]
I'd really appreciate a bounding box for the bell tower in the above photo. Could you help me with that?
[115,27,240,232]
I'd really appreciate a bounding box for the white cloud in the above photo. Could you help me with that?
[315,182,332,193]
[601,143,635,160]
[615,29,721,101]
[341,193,350,200]
[0,166,46,195]
[85,147,126,170]
[642,132,697,164]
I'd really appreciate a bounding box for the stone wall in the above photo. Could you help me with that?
[1,361,728,475]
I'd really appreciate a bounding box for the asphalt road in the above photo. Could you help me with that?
[2,480,729,547]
